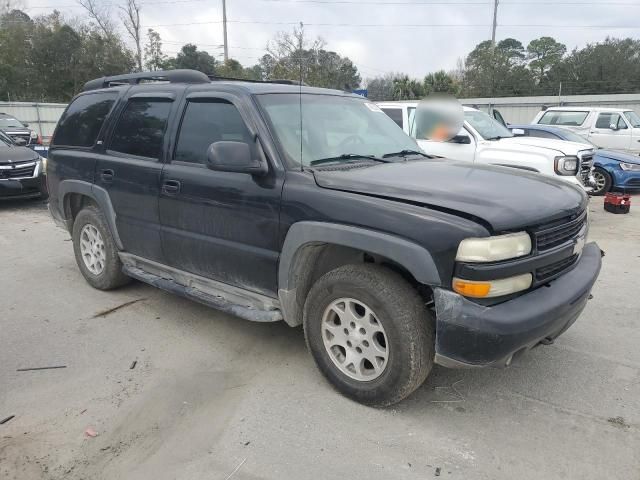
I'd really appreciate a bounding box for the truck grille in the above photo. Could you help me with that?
[535,254,579,282]
[578,150,594,184]
[533,210,587,251]
[0,161,36,179]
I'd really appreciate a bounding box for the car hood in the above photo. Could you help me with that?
[0,145,39,164]
[313,159,587,232]
[596,149,640,165]
[498,136,592,154]
[1,127,30,134]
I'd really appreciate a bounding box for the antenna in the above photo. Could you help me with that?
[299,21,304,172]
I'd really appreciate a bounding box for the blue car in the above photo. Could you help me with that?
[509,124,640,195]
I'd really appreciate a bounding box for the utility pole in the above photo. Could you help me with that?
[491,0,499,45]
[222,0,228,62]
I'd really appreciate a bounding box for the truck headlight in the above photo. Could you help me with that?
[39,155,47,175]
[620,162,640,171]
[455,232,532,263]
[453,273,532,298]
[554,156,579,176]
[30,131,38,139]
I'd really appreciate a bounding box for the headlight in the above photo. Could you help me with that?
[620,162,640,171]
[453,273,532,298]
[30,131,38,139]
[39,156,47,174]
[554,156,579,176]
[455,232,532,263]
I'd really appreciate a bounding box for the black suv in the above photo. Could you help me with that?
[47,70,602,406]
[0,112,39,146]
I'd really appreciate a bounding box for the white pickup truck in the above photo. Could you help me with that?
[531,107,640,153]
[377,102,594,189]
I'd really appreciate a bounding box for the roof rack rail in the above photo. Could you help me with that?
[82,69,210,92]
[207,75,306,86]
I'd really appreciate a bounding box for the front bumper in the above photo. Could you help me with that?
[0,175,47,199]
[433,241,602,368]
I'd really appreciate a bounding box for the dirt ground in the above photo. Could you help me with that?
[1,196,639,480]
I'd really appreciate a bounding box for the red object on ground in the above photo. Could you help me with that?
[84,427,98,437]
[604,192,631,214]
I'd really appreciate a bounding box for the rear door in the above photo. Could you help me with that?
[158,91,283,297]
[588,112,632,150]
[95,91,176,262]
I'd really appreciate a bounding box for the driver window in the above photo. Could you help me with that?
[616,114,628,130]
[595,112,623,130]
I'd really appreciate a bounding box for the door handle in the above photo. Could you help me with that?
[162,179,181,195]
[100,169,114,182]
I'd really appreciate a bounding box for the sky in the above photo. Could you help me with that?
[17,0,640,80]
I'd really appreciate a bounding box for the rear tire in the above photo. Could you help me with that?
[72,206,130,290]
[303,264,434,407]
[592,167,612,196]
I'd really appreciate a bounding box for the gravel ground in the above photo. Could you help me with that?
[1,196,639,480]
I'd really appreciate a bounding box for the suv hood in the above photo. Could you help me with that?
[0,145,39,163]
[499,136,591,154]
[313,159,587,232]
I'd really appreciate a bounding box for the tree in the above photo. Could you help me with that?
[120,0,142,71]
[365,73,397,101]
[0,9,34,100]
[166,44,217,74]
[527,37,566,81]
[144,28,165,71]
[423,70,459,96]
[77,0,116,39]
[392,75,423,100]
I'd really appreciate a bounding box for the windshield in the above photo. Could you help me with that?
[0,131,13,147]
[0,116,25,128]
[257,94,419,167]
[464,110,513,140]
[624,111,640,128]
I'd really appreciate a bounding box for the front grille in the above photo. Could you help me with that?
[536,254,579,282]
[578,151,594,183]
[627,178,640,186]
[0,161,36,179]
[534,210,587,251]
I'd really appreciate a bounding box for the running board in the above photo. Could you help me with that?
[119,253,283,323]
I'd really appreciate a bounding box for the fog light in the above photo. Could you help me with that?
[452,273,532,298]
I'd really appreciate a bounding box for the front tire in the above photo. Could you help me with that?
[72,206,130,290]
[303,264,434,407]
[592,167,612,196]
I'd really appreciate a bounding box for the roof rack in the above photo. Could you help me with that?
[207,75,306,86]
[82,69,210,92]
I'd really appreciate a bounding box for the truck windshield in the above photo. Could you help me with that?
[0,116,24,128]
[624,111,640,128]
[257,93,419,167]
[464,110,513,140]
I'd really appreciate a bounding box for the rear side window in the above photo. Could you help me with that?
[174,100,252,164]
[381,108,403,128]
[52,93,117,147]
[538,111,589,126]
[109,100,172,159]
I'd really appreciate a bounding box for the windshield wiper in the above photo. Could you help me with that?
[382,149,429,159]
[309,154,389,166]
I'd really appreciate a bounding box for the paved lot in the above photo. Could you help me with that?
[1,197,639,480]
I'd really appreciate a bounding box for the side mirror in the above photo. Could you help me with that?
[609,123,618,131]
[450,134,471,145]
[22,122,29,127]
[13,137,28,146]
[206,141,268,176]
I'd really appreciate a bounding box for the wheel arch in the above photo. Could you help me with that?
[58,180,123,250]
[277,221,441,327]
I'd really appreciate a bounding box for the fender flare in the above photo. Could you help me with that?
[277,221,441,326]
[58,179,123,250]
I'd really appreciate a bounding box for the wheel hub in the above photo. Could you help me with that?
[321,298,389,381]
[79,224,106,276]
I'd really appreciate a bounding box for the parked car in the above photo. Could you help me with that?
[531,107,640,152]
[48,70,601,406]
[377,102,594,190]
[0,130,48,200]
[509,124,640,195]
[0,112,41,146]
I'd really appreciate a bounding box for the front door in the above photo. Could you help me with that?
[95,93,175,262]
[159,93,283,297]
[588,112,632,150]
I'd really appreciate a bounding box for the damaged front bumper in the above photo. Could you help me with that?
[433,241,602,368]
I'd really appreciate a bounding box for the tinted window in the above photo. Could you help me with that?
[528,129,559,140]
[109,100,172,159]
[52,93,117,147]
[174,100,252,164]
[538,110,588,126]
[381,108,403,128]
